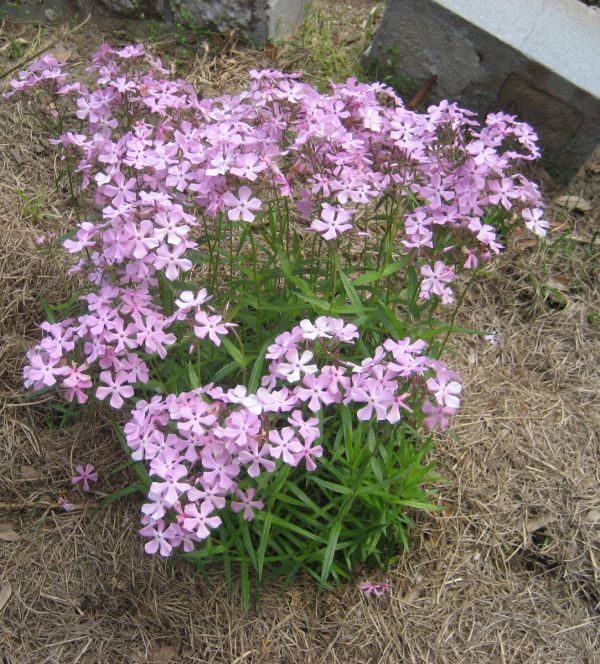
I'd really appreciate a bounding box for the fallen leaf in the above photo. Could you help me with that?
[9,148,23,165]
[585,508,600,524]
[525,512,555,533]
[136,602,156,619]
[0,522,20,542]
[554,195,592,213]
[110,577,129,591]
[51,43,72,63]
[20,465,41,481]
[514,238,539,251]
[401,576,425,604]
[264,42,279,59]
[546,275,571,293]
[0,582,12,613]
[150,646,177,663]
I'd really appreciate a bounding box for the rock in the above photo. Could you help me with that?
[97,0,165,18]
[96,0,307,42]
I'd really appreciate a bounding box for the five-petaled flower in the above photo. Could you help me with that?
[71,464,99,492]
[222,186,262,222]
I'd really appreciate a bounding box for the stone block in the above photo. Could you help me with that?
[363,0,600,180]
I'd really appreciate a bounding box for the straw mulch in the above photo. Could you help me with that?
[1,3,599,662]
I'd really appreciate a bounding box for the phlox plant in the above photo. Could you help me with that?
[6,44,547,599]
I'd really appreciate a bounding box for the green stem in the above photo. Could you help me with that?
[437,270,478,357]
[329,247,339,312]
[249,232,262,347]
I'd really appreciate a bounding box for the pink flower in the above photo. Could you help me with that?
[268,427,303,465]
[295,373,336,412]
[310,203,353,240]
[59,498,75,511]
[222,186,262,222]
[230,153,266,181]
[522,207,549,237]
[238,441,276,477]
[483,333,499,345]
[277,349,318,383]
[293,438,323,472]
[154,244,193,281]
[426,369,462,409]
[23,352,66,388]
[419,261,455,301]
[71,464,99,492]
[140,520,181,557]
[231,488,264,521]
[182,501,222,540]
[422,400,456,431]
[101,172,138,207]
[96,370,134,409]
[350,379,394,421]
[359,581,391,598]
[193,311,232,346]
[149,465,191,506]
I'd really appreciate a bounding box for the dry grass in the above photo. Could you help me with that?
[1,3,600,663]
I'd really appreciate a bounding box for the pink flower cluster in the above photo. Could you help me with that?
[125,316,460,556]
[3,54,69,99]
[10,44,547,313]
[22,284,234,407]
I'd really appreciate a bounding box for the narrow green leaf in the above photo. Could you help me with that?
[39,295,57,323]
[99,482,146,508]
[320,521,342,587]
[268,514,327,543]
[257,511,272,579]
[187,362,200,389]
[213,359,241,383]
[338,268,363,308]
[220,336,247,368]
[240,557,251,610]
[247,337,271,394]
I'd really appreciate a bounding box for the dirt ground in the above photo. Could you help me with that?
[1,2,599,662]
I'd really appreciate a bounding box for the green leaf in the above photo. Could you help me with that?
[257,511,272,579]
[220,336,247,368]
[240,557,251,610]
[183,543,226,561]
[268,514,327,543]
[308,476,352,495]
[39,295,57,324]
[247,337,271,394]
[394,498,441,510]
[338,268,362,308]
[295,292,330,311]
[187,362,200,389]
[350,270,382,287]
[276,250,314,295]
[381,255,411,278]
[320,521,342,587]
[213,359,241,383]
[350,257,409,287]
[99,482,146,509]
[339,405,354,461]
